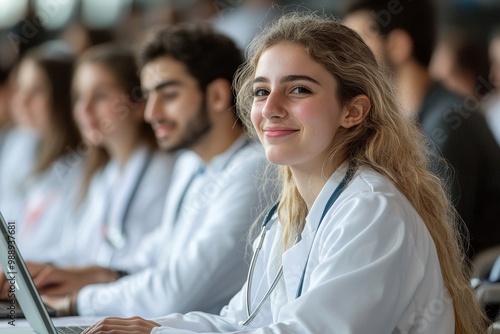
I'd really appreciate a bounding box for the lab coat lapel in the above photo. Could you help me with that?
[281,231,316,302]
[107,146,149,230]
[281,163,350,302]
[158,152,203,257]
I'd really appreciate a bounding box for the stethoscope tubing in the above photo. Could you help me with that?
[241,162,357,327]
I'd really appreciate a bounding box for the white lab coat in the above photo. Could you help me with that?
[76,136,273,317]
[0,127,38,221]
[13,152,83,263]
[53,145,177,273]
[151,164,455,334]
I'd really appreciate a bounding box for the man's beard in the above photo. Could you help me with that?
[161,99,212,152]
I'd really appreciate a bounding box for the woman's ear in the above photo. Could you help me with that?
[206,78,232,114]
[340,94,370,128]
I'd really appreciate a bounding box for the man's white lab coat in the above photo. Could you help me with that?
[76,136,273,317]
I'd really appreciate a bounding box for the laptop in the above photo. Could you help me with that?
[0,299,56,319]
[0,212,88,334]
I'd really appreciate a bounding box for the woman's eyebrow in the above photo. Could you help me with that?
[253,75,320,86]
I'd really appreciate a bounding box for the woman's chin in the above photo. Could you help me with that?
[264,153,295,166]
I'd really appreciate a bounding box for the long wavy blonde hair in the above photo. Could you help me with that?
[234,12,487,334]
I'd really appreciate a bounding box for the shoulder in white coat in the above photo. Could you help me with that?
[152,165,455,334]
[55,146,177,272]
[76,136,275,318]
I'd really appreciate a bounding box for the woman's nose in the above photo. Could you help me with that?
[261,91,287,119]
[78,98,93,116]
[13,91,30,109]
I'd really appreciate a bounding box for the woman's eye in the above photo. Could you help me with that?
[253,88,269,97]
[94,92,108,100]
[31,86,47,96]
[291,86,311,94]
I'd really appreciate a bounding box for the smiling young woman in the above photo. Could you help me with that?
[81,12,487,334]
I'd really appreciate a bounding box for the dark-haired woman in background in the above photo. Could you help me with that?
[8,45,82,262]
[0,65,39,222]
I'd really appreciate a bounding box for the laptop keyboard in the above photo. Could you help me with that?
[56,326,88,334]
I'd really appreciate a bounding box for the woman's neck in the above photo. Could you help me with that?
[290,157,346,211]
[105,130,142,170]
[292,168,329,211]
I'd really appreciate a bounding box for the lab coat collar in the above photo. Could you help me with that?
[301,161,352,238]
[102,144,150,186]
[199,134,251,174]
[105,144,151,210]
[281,162,353,301]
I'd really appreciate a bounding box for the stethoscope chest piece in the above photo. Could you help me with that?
[106,224,127,250]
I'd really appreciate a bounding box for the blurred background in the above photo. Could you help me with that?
[1,0,500,72]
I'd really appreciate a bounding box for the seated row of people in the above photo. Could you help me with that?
[0,1,497,332]
[0,44,175,272]
[0,23,273,319]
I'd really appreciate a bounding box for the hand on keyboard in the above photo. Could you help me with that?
[82,316,160,334]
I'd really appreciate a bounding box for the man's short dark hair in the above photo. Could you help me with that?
[345,0,436,67]
[137,23,243,111]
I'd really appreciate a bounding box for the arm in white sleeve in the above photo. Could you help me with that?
[148,190,450,333]
[76,154,270,317]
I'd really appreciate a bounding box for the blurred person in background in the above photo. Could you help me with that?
[345,0,500,260]
[56,44,176,273]
[0,66,14,161]
[0,65,39,223]
[430,28,491,101]
[114,1,180,45]
[60,20,114,57]
[0,68,11,132]
[484,27,500,146]
[5,44,82,261]
[23,45,177,285]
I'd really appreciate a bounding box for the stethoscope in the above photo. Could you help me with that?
[239,162,357,328]
[105,150,153,250]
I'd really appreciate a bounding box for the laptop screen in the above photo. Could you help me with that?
[0,212,57,334]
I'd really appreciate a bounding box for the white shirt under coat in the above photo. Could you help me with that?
[54,145,177,273]
[151,164,455,334]
[76,136,273,318]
